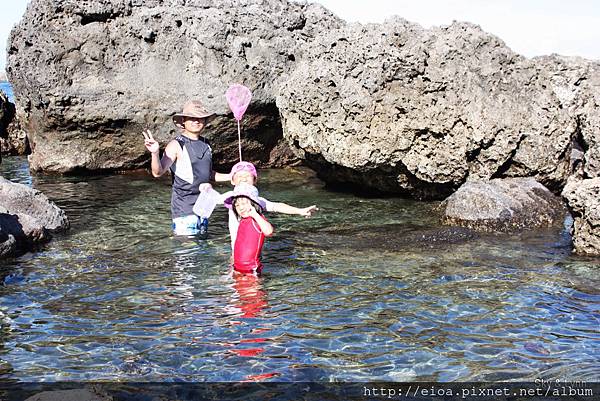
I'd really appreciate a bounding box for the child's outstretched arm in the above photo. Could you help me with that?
[270,202,318,217]
[249,208,274,236]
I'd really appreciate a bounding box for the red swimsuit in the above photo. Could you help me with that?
[233,217,267,274]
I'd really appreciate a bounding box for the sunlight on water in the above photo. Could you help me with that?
[0,156,598,382]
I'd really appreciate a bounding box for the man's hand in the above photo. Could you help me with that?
[299,205,318,217]
[143,130,160,154]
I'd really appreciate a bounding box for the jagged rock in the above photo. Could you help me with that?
[562,178,600,255]
[0,93,29,156]
[0,92,15,139]
[0,176,69,258]
[531,56,600,179]
[7,0,342,173]
[2,115,30,156]
[277,19,595,198]
[0,229,17,258]
[441,177,567,232]
[0,176,69,231]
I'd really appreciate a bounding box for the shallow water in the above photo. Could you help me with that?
[0,156,598,382]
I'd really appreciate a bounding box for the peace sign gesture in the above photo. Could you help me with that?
[142,130,160,154]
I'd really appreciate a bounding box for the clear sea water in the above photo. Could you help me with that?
[0,152,598,383]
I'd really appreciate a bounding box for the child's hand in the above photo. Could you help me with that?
[249,206,261,219]
[300,205,318,217]
[199,183,213,192]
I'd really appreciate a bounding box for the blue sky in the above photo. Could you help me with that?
[1,0,599,72]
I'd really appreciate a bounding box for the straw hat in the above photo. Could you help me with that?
[172,99,216,126]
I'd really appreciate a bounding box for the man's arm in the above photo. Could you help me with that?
[213,172,232,182]
[143,130,178,177]
[151,140,178,177]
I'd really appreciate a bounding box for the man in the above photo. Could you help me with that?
[143,99,230,238]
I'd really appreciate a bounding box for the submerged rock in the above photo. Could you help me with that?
[0,176,69,258]
[7,0,341,173]
[441,178,567,232]
[562,178,600,255]
[301,223,478,252]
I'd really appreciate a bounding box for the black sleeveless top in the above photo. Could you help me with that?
[169,135,213,218]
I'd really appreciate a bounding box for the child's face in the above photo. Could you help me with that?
[232,171,256,186]
[234,197,255,218]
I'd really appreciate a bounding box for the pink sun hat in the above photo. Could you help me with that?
[230,161,257,178]
[223,183,266,211]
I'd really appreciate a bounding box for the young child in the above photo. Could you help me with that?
[226,184,273,275]
[198,161,318,250]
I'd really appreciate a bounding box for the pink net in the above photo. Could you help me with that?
[226,84,252,121]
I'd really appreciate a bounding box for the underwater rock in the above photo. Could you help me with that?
[0,176,69,258]
[25,388,111,401]
[441,177,567,232]
[302,223,478,252]
[7,0,341,173]
[562,177,600,255]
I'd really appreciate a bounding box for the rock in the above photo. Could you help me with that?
[25,388,111,401]
[0,176,69,231]
[7,0,342,173]
[0,176,69,258]
[300,223,478,252]
[2,114,30,156]
[562,178,600,255]
[0,92,29,156]
[441,177,567,232]
[0,230,17,258]
[277,19,594,198]
[0,92,15,139]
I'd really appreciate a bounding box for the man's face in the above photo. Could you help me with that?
[183,117,206,133]
[232,170,256,185]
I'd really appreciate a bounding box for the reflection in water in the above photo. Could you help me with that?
[0,156,599,382]
[224,272,279,381]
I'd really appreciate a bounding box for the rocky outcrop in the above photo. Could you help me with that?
[0,176,69,258]
[277,20,596,198]
[562,178,600,255]
[7,0,342,173]
[0,93,15,138]
[441,178,567,232]
[0,93,29,156]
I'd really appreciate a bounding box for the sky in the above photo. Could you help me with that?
[1,0,599,72]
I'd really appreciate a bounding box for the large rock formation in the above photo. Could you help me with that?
[277,19,597,199]
[562,178,600,254]
[0,176,69,258]
[7,0,342,172]
[441,178,567,232]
